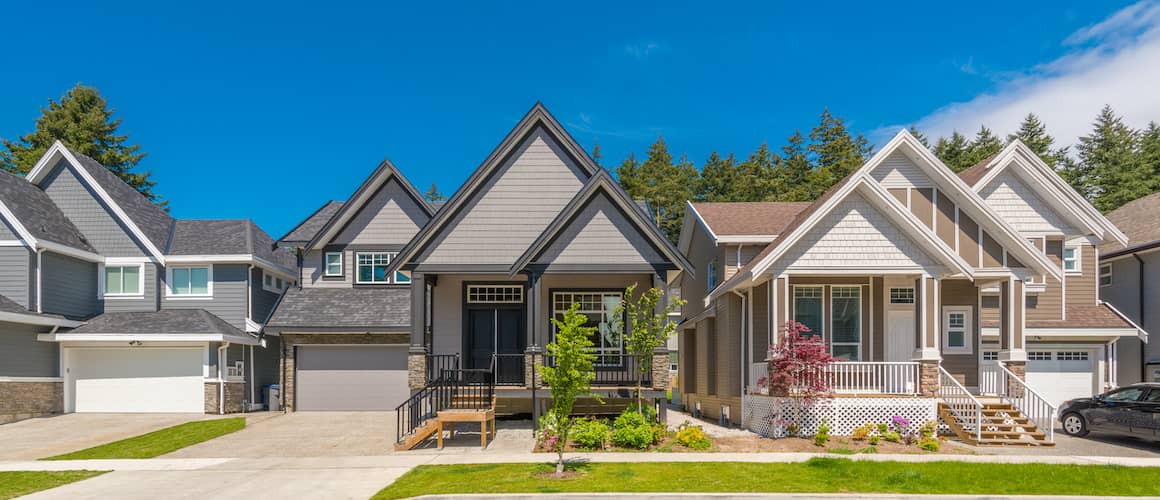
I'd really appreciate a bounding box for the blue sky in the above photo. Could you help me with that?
[2,1,1156,238]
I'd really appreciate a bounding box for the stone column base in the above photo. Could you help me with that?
[1004,360,1026,398]
[204,381,245,414]
[918,360,940,397]
[525,351,544,389]
[651,348,670,390]
[0,381,63,424]
[408,352,427,391]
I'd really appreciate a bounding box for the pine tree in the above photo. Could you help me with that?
[1138,122,1160,194]
[697,151,739,202]
[777,131,815,201]
[933,131,972,172]
[423,182,446,202]
[965,125,1003,167]
[615,137,696,242]
[807,109,872,195]
[591,139,603,168]
[1075,105,1143,211]
[908,125,929,148]
[738,142,779,201]
[1,84,161,205]
[1007,113,1076,169]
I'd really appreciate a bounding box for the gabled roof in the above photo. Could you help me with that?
[278,200,344,246]
[169,219,296,270]
[264,287,411,332]
[1102,192,1160,258]
[713,130,1063,298]
[690,201,812,240]
[957,154,998,187]
[25,141,172,262]
[47,309,257,344]
[509,170,693,276]
[967,141,1128,246]
[0,169,95,252]
[390,102,602,272]
[304,159,432,251]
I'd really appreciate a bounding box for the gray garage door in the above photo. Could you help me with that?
[296,345,409,411]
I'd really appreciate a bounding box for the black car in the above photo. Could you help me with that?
[1058,383,1160,440]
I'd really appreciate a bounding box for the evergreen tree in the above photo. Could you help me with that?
[965,125,1003,167]
[1138,121,1160,193]
[933,131,972,172]
[1075,105,1143,211]
[907,125,929,148]
[807,109,872,195]
[1,84,161,205]
[1007,113,1076,169]
[615,136,696,243]
[696,151,739,202]
[591,139,603,168]
[423,182,446,202]
[737,142,779,201]
[776,131,815,201]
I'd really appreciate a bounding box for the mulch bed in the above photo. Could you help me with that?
[536,434,969,454]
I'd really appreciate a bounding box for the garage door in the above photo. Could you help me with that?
[69,348,204,413]
[296,346,409,411]
[1025,349,1097,408]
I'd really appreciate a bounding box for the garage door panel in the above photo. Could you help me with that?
[70,348,204,413]
[296,346,408,411]
[1025,349,1096,408]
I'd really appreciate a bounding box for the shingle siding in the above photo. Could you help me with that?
[161,264,248,329]
[416,127,586,265]
[871,151,933,188]
[39,160,150,257]
[41,251,99,319]
[0,246,32,309]
[979,170,1078,235]
[535,193,662,267]
[332,179,429,247]
[0,322,57,377]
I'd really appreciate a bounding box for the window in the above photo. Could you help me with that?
[793,287,823,338]
[170,266,210,296]
[466,285,524,304]
[830,286,861,360]
[262,271,286,293]
[1104,387,1145,402]
[982,351,999,361]
[667,286,682,316]
[942,306,972,353]
[394,270,412,284]
[356,252,394,284]
[103,265,142,296]
[553,291,623,365]
[706,260,717,292]
[1056,351,1089,361]
[1100,264,1112,287]
[324,252,343,277]
[1028,351,1052,361]
[889,287,914,304]
[1063,246,1080,273]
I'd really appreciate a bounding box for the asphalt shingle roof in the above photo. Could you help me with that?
[957,154,998,187]
[1101,192,1160,256]
[981,304,1133,329]
[71,309,252,341]
[68,150,174,253]
[169,219,296,269]
[691,201,813,237]
[0,169,95,252]
[278,201,344,245]
[265,287,411,331]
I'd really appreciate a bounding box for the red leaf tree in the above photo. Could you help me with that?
[765,321,835,436]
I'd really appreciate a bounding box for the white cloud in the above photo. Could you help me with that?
[886,1,1160,148]
[624,41,661,60]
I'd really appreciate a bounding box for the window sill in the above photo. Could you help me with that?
[942,348,973,355]
[102,294,146,300]
[166,295,213,300]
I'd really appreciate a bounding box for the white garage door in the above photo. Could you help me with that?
[69,348,204,413]
[296,346,409,411]
[1025,349,1097,408]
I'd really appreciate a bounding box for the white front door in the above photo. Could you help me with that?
[885,310,915,362]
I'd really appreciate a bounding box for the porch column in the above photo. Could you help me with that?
[913,275,941,397]
[525,271,543,389]
[651,271,670,391]
[999,277,1027,395]
[408,272,427,391]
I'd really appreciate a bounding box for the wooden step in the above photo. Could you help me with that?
[394,419,440,451]
[937,404,1053,447]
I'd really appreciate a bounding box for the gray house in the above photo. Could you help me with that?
[268,103,691,420]
[1101,192,1160,384]
[0,141,294,423]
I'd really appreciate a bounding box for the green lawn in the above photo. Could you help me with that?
[373,459,1160,499]
[0,471,107,499]
[43,417,245,460]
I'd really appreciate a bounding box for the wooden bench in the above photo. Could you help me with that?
[436,397,497,449]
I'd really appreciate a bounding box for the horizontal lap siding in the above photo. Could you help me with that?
[40,160,148,257]
[725,244,763,281]
[0,322,57,377]
[940,280,979,387]
[752,283,768,363]
[680,225,715,320]
[872,277,884,361]
[162,264,248,329]
[0,247,31,309]
[1066,243,1098,306]
[251,267,281,323]
[717,294,742,397]
[41,252,98,319]
[102,263,159,313]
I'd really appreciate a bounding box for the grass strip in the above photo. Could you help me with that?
[43,417,245,460]
[0,471,107,499]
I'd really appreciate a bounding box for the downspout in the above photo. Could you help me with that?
[218,343,229,415]
[246,264,255,408]
[35,248,45,313]
[1134,254,1146,380]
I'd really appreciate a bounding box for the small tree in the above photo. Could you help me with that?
[537,303,597,476]
[767,321,835,436]
[615,284,685,416]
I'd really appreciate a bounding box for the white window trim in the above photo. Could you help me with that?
[942,305,973,354]
[262,270,286,293]
[706,260,717,292]
[792,285,825,338]
[1063,245,1081,274]
[1099,263,1112,287]
[98,263,146,299]
[166,264,214,299]
[355,252,396,284]
[829,286,862,361]
[324,251,343,277]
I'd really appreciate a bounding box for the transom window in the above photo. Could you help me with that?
[889,287,914,304]
[324,252,343,277]
[1099,264,1112,287]
[1056,351,1089,361]
[356,252,396,284]
[830,286,861,360]
[982,351,999,361]
[942,306,972,353]
[552,291,623,365]
[1063,246,1080,273]
[170,266,210,296]
[793,286,823,338]
[467,285,524,304]
[104,265,142,296]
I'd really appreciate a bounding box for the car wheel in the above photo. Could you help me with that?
[1062,413,1089,437]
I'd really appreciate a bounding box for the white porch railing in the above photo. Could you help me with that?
[748,362,768,392]
[978,363,1002,396]
[938,365,983,443]
[825,362,920,396]
[993,362,1057,442]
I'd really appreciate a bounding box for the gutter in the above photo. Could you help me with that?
[35,248,44,313]
[218,343,229,415]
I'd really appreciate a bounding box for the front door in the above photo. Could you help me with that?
[465,307,525,383]
[885,309,915,362]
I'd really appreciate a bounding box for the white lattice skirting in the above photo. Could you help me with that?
[742,395,937,437]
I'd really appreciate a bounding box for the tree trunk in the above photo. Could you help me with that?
[556,456,564,476]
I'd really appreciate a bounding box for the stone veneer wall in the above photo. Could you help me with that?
[279,333,409,411]
[0,382,62,424]
[203,381,245,414]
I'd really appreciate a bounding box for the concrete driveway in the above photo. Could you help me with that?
[165,411,398,458]
[0,414,212,460]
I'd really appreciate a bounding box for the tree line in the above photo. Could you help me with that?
[614,107,1160,242]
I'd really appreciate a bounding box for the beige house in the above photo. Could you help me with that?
[677,130,1146,444]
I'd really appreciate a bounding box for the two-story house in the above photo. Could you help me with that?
[677,131,1145,444]
[0,141,295,423]
[1099,192,1160,384]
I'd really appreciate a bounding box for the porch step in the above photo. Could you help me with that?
[938,404,1054,447]
[395,419,440,451]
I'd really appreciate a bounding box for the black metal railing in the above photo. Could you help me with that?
[543,353,650,387]
[395,360,496,444]
[493,353,525,386]
[426,353,460,382]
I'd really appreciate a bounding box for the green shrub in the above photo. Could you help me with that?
[625,402,658,423]
[876,423,889,434]
[919,421,937,439]
[883,430,901,443]
[851,423,873,441]
[675,424,711,450]
[868,435,880,445]
[858,445,878,454]
[611,409,653,449]
[919,437,941,452]
[651,424,667,444]
[813,419,831,447]
[571,418,609,450]
[614,409,648,429]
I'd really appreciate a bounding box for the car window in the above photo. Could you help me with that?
[1145,389,1160,402]
[1105,387,1145,402]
